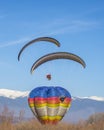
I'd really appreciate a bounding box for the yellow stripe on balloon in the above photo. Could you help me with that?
[60,103,71,108]
[47,103,71,108]
[29,103,47,107]
[40,115,62,120]
[47,103,59,107]
[29,103,71,108]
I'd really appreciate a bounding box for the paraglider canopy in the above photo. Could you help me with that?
[18,37,61,61]
[31,52,86,74]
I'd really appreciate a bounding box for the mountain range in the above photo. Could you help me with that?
[0,89,104,123]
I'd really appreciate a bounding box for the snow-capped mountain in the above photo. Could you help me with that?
[0,89,29,99]
[0,88,104,101]
[72,96,104,101]
[0,88,104,122]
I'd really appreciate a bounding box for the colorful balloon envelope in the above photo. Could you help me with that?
[28,86,72,124]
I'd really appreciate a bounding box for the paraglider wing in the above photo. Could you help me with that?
[31,52,86,73]
[28,86,72,124]
[18,37,60,61]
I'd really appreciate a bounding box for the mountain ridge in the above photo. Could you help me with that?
[0,88,104,122]
[0,88,104,101]
[0,89,29,99]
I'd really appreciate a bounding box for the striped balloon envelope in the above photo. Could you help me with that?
[28,86,72,124]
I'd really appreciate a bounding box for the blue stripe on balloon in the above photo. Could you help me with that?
[29,86,71,98]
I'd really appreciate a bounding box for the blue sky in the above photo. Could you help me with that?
[0,0,104,97]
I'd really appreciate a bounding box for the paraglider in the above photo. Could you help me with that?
[28,86,72,124]
[46,74,51,80]
[31,52,86,74]
[18,37,61,61]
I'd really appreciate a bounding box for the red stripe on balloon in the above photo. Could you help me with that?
[28,97,72,104]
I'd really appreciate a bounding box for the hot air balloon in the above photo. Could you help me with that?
[18,37,60,61]
[28,86,72,124]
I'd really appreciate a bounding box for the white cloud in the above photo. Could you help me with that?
[0,19,99,48]
[43,20,99,35]
[0,38,29,48]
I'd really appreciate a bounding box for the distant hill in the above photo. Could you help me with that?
[0,89,104,122]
